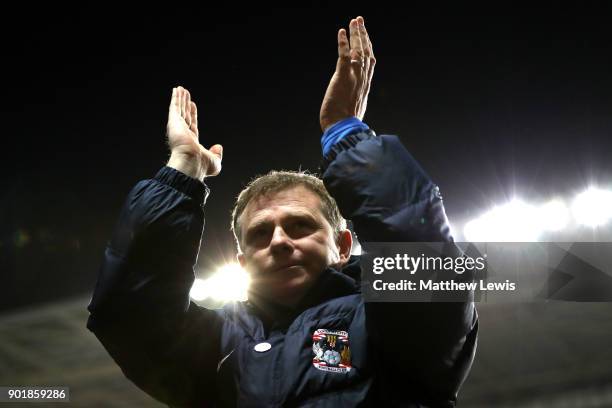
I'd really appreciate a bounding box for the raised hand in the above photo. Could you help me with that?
[320,16,376,131]
[167,86,223,181]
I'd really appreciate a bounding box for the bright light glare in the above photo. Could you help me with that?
[572,188,612,227]
[538,199,570,231]
[190,263,250,302]
[463,199,542,242]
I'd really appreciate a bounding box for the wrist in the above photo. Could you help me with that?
[320,114,352,132]
[167,151,204,181]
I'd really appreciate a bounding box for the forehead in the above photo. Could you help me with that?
[240,185,325,226]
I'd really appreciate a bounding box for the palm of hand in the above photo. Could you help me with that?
[167,110,199,155]
[166,87,222,179]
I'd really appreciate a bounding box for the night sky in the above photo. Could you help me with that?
[2,7,612,312]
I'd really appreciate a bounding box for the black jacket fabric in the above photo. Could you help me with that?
[87,130,478,407]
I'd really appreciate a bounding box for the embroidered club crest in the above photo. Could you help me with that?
[312,329,351,373]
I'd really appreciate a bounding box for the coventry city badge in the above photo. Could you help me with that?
[312,329,351,373]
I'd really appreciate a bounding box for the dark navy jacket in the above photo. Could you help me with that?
[87,130,478,407]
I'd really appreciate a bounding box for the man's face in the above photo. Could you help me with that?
[237,185,349,307]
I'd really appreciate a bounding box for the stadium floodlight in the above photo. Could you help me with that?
[463,199,542,242]
[190,263,250,302]
[572,188,612,228]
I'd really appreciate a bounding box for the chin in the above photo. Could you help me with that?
[252,275,310,303]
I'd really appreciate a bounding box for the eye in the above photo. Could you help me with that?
[246,226,271,245]
[289,219,316,235]
[253,227,267,236]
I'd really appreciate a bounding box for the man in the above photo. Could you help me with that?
[87,17,477,407]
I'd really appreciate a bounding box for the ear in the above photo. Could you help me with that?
[237,252,246,268]
[336,229,353,266]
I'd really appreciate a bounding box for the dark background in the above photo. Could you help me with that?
[2,6,612,312]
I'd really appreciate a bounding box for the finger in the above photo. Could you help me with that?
[360,18,376,82]
[349,18,364,66]
[357,17,373,57]
[190,101,199,137]
[367,53,376,82]
[175,86,182,118]
[367,55,376,85]
[367,60,376,88]
[337,28,350,59]
[364,69,374,101]
[357,17,370,73]
[336,28,351,72]
[363,19,374,59]
[209,144,223,160]
[169,87,179,116]
[180,87,187,120]
[184,89,192,127]
[205,144,223,176]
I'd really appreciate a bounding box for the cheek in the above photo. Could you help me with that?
[241,251,264,271]
[321,234,341,263]
[325,245,340,264]
[304,235,338,262]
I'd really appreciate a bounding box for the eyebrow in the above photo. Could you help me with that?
[245,211,320,232]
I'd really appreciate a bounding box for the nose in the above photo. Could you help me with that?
[269,226,294,255]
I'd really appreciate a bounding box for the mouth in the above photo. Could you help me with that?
[271,264,302,274]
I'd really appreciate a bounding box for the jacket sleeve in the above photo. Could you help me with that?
[321,130,478,407]
[86,166,224,407]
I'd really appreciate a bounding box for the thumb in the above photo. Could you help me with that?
[209,144,223,160]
